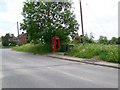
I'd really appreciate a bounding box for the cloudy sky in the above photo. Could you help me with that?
[0,0,119,39]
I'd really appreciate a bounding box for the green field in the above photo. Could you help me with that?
[66,44,119,64]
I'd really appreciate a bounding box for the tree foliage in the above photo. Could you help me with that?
[109,37,118,44]
[2,33,10,46]
[73,33,94,44]
[98,36,108,44]
[1,33,16,46]
[117,37,120,44]
[20,0,79,45]
[84,33,94,43]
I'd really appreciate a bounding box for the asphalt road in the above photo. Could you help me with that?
[1,49,118,88]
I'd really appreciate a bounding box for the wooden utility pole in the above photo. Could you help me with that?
[79,0,84,36]
[17,22,20,45]
[17,22,19,37]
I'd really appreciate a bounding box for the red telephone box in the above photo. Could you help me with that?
[52,36,60,52]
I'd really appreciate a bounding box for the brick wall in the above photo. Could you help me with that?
[18,33,27,45]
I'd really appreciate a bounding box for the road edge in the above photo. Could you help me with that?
[47,55,120,69]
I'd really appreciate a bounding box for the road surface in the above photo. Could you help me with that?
[0,49,118,88]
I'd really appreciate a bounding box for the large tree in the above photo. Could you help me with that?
[1,33,16,46]
[117,37,120,44]
[20,0,79,45]
[109,37,118,44]
[1,33,10,46]
[98,36,108,44]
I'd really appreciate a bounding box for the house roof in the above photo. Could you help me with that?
[18,33,27,39]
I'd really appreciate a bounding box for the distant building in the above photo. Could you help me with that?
[17,32,27,45]
[10,34,17,42]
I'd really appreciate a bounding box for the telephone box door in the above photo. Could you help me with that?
[52,36,60,52]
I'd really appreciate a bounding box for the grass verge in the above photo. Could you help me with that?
[66,44,119,64]
[12,43,119,64]
[0,46,15,48]
[12,43,51,54]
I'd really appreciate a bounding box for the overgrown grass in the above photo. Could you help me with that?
[0,46,15,48]
[12,43,119,63]
[66,44,119,64]
[12,43,51,54]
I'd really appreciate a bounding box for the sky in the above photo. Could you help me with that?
[0,0,119,40]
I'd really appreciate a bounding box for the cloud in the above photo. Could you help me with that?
[0,0,25,36]
[0,0,24,22]
[0,0,119,39]
[0,0,7,12]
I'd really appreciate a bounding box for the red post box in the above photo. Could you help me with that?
[52,36,60,52]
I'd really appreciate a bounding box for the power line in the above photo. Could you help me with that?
[83,0,110,37]
[5,20,23,30]
[113,0,120,8]
[5,22,16,30]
